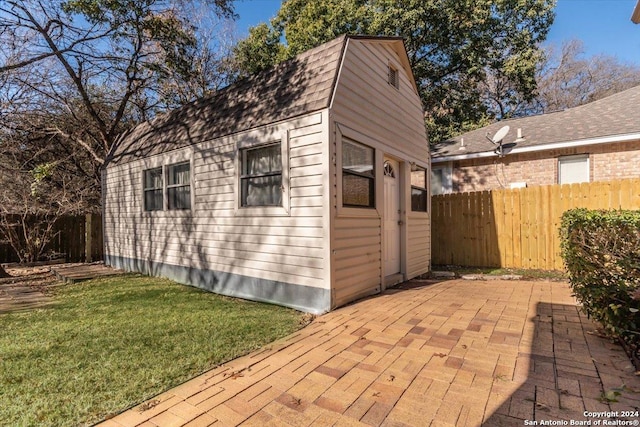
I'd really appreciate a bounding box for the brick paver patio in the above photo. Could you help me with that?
[100,279,640,426]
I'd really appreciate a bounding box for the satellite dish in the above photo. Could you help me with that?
[491,125,510,145]
[495,142,517,157]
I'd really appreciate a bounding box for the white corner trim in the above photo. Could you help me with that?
[328,38,350,111]
[431,132,640,163]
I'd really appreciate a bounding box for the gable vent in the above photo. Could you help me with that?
[388,65,399,89]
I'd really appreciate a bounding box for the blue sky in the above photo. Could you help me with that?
[233,0,640,65]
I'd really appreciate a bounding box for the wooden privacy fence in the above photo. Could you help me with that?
[432,178,640,270]
[0,214,103,264]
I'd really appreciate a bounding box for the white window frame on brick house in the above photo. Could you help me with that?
[558,154,590,184]
[431,163,452,195]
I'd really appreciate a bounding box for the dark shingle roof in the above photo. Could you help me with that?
[110,35,348,164]
[432,84,640,159]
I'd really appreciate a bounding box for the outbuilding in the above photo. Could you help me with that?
[104,35,430,313]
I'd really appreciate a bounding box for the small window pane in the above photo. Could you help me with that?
[167,162,191,210]
[144,189,163,211]
[343,174,374,207]
[242,175,282,207]
[240,143,283,207]
[411,169,426,189]
[411,166,427,212]
[343,140,374,177]
[342,139,375,209]
[558,155,589,184]
[168,185,191,210]
[144,167,163,211]
[144,168,163,189]
[245,144,281,175]
[168,162,190,185]
[411,188,427,212]
[431,166,453,195]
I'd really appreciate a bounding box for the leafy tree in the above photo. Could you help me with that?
[233,0,555,142]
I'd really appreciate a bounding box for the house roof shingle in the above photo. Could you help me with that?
[110,35,348,164]
[431,84,640,160]
[110,35,409,165]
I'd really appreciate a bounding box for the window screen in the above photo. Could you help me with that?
[342,139,375,208]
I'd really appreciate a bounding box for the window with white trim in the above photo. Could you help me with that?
[411,166,428,212]
[143,167,163,211]
[558,155,589,184]
[240,142,282,207]
[342,139,375,208]
[166,162,191,210]
[431,164,452,195]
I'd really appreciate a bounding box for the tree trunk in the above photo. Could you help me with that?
[0,264,10,278]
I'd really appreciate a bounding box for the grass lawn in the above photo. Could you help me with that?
[0,274,307,426]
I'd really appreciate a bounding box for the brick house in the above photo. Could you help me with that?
[430,85,640,194]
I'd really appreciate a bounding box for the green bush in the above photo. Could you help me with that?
[560,208,640,351]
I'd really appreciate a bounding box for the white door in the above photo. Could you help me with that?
[383,158,401,275]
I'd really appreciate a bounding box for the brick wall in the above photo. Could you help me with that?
[447,139,640,192]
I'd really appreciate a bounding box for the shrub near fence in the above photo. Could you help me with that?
[0,214,103,264]
[560,208,640,358]
[431,178,640,269]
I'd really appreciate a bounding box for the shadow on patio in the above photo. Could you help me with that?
[484,300,640,426]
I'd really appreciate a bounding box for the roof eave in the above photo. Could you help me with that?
[431,132,640,163]
[632,0,640,23]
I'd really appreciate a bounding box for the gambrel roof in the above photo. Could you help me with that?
[110,35,411,164]
[432,84,640,162]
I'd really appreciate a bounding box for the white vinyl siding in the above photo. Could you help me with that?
[330,40,428,161]
[558,154,589,184]
[407,213,430,278]
[330,39,430,306]
[103,111,329,290]
[332,217,382,306]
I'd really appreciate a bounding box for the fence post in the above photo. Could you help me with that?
[85,213,92,263]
